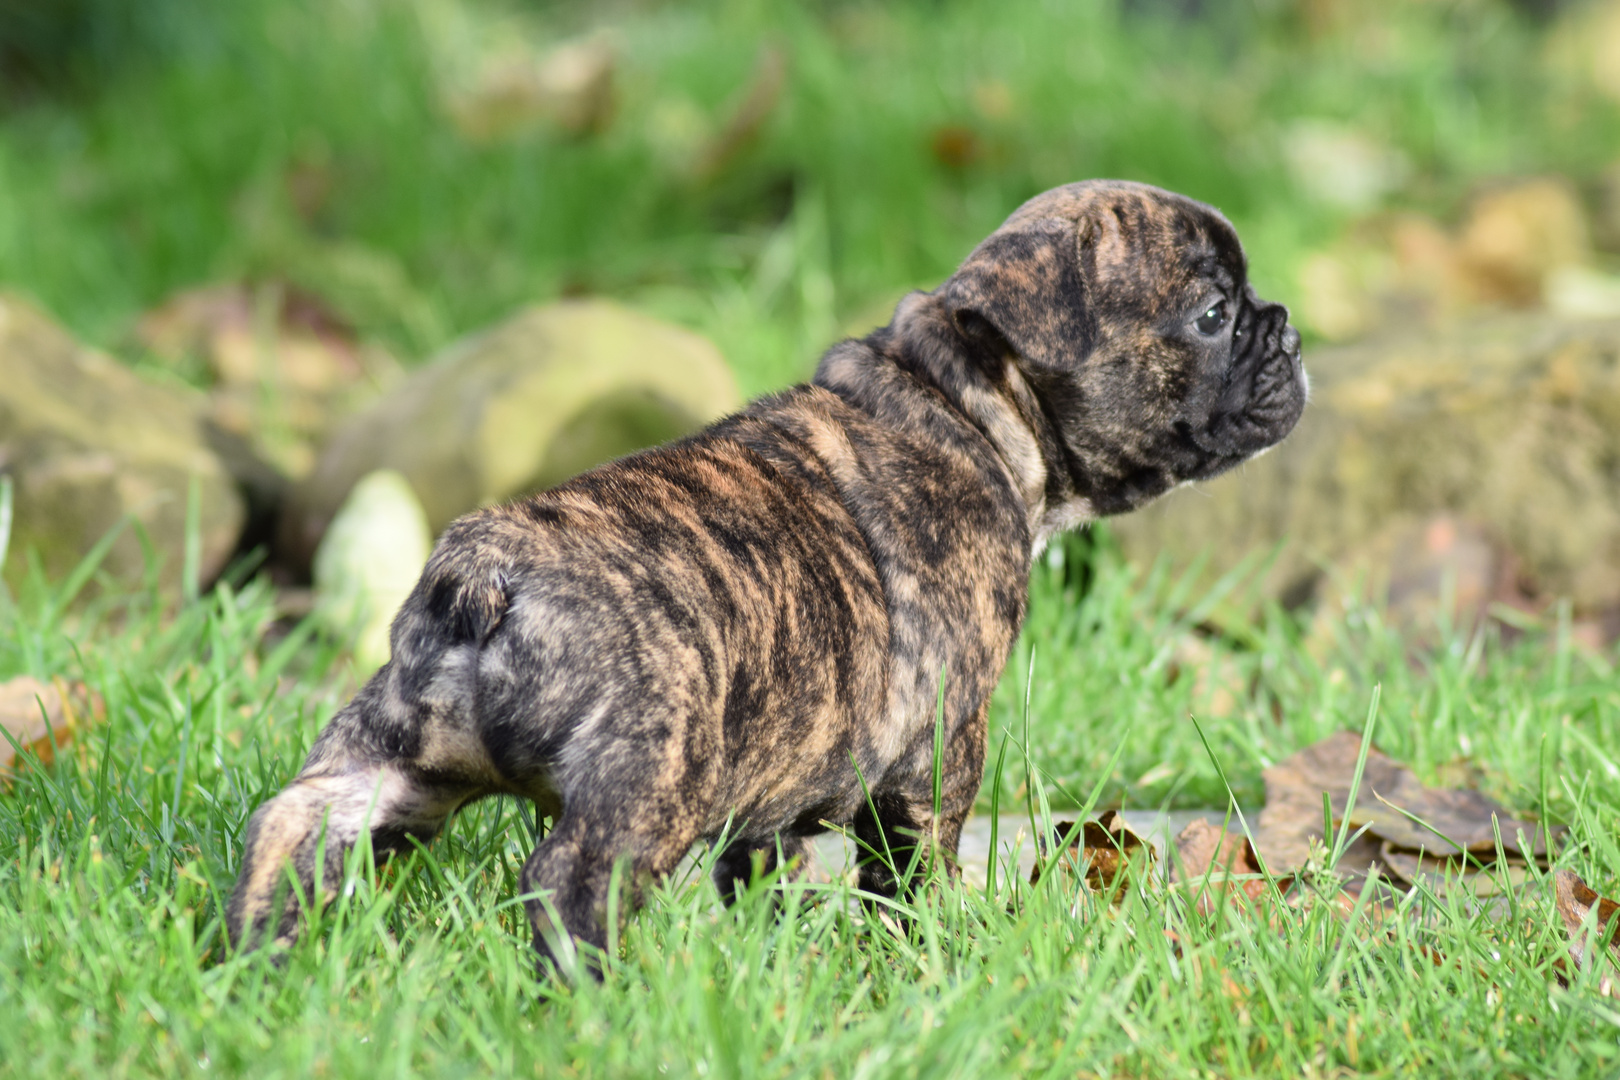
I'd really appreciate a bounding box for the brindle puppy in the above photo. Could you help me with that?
[227,180,1306,969]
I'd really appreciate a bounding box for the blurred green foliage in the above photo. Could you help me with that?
[0,0,195,91]
[1,0,1615,395]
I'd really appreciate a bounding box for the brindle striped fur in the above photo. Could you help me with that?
[227,180,1306,972]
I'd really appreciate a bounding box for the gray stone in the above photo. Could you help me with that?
[1107,313,1620,619]
[313,469,433,675]
[279,299,742,571]
[0,294,245,593]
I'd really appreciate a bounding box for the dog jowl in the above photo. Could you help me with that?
[227,180,1306,972]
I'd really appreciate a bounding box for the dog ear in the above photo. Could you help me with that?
[938,216,1094,372]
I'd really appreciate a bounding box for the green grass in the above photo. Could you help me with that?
[3,0,1617,393]
[4,1,1620,1075]
[987,532,1620,816]
[1,532,1618,1078]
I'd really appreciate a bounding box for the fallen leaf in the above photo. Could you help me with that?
[0,675,101,781]
[444,33,617,143]
[1170,817,1276,913]
[1360,790,1556,860]
[929,125,982,171]
[1552,869,1620,980]
[1033,810,1154,902]
[1379,843,1535,901]
[135,282,393,478]
[1254,731,1558,877]
[1171,817,1254,881]
[1381,514,1531,637]
[1256,732,1397,875]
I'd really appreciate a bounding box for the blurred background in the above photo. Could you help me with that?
[4,0,1620,660]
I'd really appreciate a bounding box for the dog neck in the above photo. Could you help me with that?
[817,292,1095,553]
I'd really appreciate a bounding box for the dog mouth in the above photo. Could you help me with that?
[1178,312,1306,468]
[1172,421,1251,483]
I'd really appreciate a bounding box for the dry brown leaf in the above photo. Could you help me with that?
[444,34,617,143]
[0,675,101,781]
[1255,731,1557,878]
[135,282,392,478]
[929,125,983,171]
[1256,731,1393,875]
[1553,869,1620,983]
[1171,818,1253,881]
[136,283,366,393]
[1032,810,1154,902]
[1379,514,1535,638]
[1358,789,1554,860]
[1170,817,1276,914]
[1380,843,1534,901]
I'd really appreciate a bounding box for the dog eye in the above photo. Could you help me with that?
[1194,301,1228,335]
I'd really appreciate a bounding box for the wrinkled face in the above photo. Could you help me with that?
[1069,189,1306,513]
[943,180,1308,518]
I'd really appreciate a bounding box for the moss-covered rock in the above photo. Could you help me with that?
[312,469,433,674]
[1108,313,1620,617]
[0,294,245,593]
[278,298,741,572]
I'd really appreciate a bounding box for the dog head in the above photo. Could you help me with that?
[937,179,1306,521]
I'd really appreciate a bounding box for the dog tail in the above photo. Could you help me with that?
[391,515,516,665]
[314,514,519,762]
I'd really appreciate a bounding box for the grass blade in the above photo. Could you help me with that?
[985,731,1010,903]
[0,473,13,585]
[181,472,202,606]
[1329,684,1381,869]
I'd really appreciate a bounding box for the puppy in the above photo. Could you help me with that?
[227,180,1306,968]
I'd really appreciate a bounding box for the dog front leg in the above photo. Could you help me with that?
[854,702,988,899]
[711,834,814,906]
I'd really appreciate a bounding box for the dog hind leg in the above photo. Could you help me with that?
[520,794,708,979]
[227,652,491,953]
[227,763,462,952]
